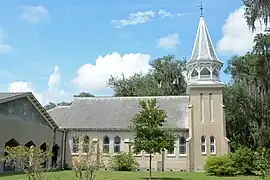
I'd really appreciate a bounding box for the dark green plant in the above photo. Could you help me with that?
[229,146,255,175]
[204,155,237,176]
[109,152,139,171]
[254,148,270,179]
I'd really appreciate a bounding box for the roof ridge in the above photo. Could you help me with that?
[74,95,189,100]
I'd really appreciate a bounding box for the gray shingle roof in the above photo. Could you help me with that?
[48,96,189,130]
[0,92,28,100]
[187,17,222,64]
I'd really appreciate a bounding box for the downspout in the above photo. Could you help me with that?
[61,129,67,169]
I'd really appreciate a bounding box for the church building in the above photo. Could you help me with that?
[0,13,230,173]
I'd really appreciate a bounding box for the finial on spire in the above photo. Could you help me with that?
[198,0,204,17]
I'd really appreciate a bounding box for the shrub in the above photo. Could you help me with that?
[229,146,255,175]
[204,155,237,176]
[109,152,139,171]
[254,148,270,179]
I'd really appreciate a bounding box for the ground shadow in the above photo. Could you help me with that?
[0,172,25,177]
[141,177,184,180]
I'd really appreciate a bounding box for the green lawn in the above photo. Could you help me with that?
[0,171,260,180]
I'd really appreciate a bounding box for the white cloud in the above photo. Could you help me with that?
[111,11,155,28]
[0,29,13,54]
[73,52,151,91]
[48,65,60,92]
[21,5,49,23]
[111,9,185,28]
[217,6,265,55]
[158,33,180,49]
[157,9,185,18]
[7,65,69,105]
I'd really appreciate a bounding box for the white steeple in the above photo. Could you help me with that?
[186,9,223,88]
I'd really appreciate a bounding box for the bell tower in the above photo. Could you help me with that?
[186,5,230,172]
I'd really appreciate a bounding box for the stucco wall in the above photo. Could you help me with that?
[0,97,60,173]
[188,86,229,171]
[65,130,188,171]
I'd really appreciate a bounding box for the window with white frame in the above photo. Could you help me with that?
[72,136,79,153]
[114,136,121,153]
[201,136,206,154]
[103,136,110,153]
[210,136,215,154]
[83,135,90,153]
[200,93,204,122]
[179,137,186,155]
[209,93,213,122]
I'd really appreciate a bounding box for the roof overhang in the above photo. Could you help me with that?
[58,127,189,132]
[0,92,58,129]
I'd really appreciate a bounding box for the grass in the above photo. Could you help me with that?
[0,171,261,180]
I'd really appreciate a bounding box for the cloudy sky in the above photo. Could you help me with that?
[0,0,265,105]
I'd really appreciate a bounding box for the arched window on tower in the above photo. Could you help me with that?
[212,69,219,78]
[201,136,206,154]
[179,137,186,155]
[83,135,90,153]
[210,136,216,154]
[114,136,121,153]
[103,136,110,154]
[200,67,210,79]
[191,69,199,78]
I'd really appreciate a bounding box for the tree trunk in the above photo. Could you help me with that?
[149,153,152,180]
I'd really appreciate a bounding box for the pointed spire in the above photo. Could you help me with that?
[187,14,221,64]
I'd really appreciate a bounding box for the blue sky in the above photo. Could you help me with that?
[0,0,260,104]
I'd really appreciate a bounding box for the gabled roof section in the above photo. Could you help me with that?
[0,92,58,129]
[187,16,222,64]
[48,96,189,130]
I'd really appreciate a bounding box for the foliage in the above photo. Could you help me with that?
[73,140,104,180]
[254,148,270,179]
[109,152,139,171]
[57,101,72,106]
[224,33,270,150]
[2,145,52,180]
[229,147,255,175]
[74,92,95,97]
[131,99,175,180]
[204,155,237,176]
[44,102,56,110]
[243,0,270,32]
[107,55,187,96]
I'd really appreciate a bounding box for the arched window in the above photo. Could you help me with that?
[179,137,186,155]
[83,135,90,153]
[200,67,211,76]
[210,136,215,154]
[114,136,121,153]
[212,69,219,77]
[201,136,206,154]
[191,69,198,77]
[103,136,110,153]
[72,136,79,153]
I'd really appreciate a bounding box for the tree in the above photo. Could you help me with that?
[74,92,95,97]
[224,33,270,150]
[57,101,72,106]
[131,99,175,180]
[107,55,187,97]
[243,0,270,32]
[73,138,103,180]
[2,145,52,180]
[44,102,56,110]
